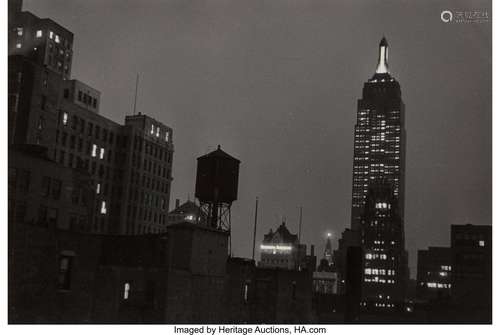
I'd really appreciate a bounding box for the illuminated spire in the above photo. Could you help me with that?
[375,37,389,74]
[324,233,333,264]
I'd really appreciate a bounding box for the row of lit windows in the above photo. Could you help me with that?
[426,282,451,289]
[364,268,396,276]
[365,253,388,260]
[149,124,170,142]
[91,144,106,160]
[364,277,395,284]
[61,112,120,146]
[13,27,71,49]
[375,202,391,209]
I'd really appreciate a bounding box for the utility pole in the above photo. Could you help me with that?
[252,197,259,261]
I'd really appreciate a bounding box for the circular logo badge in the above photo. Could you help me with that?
[441,10,453,23]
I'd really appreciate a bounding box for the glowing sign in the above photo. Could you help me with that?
[260,244,292,252]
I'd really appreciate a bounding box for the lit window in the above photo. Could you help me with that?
[185,214,195,221]
[243,283,249,302]
[439,272,447,277]
[62,112,68,125]
[364,268,372,275]
[16,43,22,49]
[156,127,160,137]
[96,183,101,194]
[123,283,130,300]
[17,27,23,36]
[92,144,97,157]
[49,31,54,39]
[366,253,373,259]
[150,124,154,134]
[99,148,105,160]
[479,240,485,247]
[55,35,60,43]
[36,30,43,38]
[165,131,169,142]
[100,201,107,214]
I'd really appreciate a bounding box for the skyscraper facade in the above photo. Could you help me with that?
[349,38,409,311]
[351,37,405,231]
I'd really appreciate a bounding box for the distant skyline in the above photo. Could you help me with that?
[23,0,491,276]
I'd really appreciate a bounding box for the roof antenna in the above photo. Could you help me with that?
[252,197,259,261]
[133,73,139,115]
[298,206,303,244]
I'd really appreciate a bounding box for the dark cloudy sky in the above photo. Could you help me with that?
[23,0,491,276]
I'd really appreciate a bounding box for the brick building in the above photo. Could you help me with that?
[450,224,491,322]
[9,144,95,232]
[416,247,452,303]
[8,1,174,234]
[259,222,307,270]
[9,219,314,323]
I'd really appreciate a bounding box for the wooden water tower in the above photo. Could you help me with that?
[195,145,240,231]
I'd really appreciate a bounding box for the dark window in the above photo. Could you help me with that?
[57,255,73,290]
[41,176,51,197]
[18,169,30,193]
[51,179,62,199]
[41,95,47,110]
[69,215,78,230]
[79,216,87,232]
[37,205,48,226]
[59,150,65,164]
[63,89,69,99]
[78,90,82,101]
[8,168,17,194]
[88,123,93,136]
[93,98,97,108]
[48,208,58,226]
[15,201,27,223]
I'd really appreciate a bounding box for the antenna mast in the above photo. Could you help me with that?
[133,73,139,115]
[298,206,303,244]
[252,197,259,261]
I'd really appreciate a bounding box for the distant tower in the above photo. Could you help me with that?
[195,145,240,231]
[324,233,333,265]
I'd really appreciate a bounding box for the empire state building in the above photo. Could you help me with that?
[350,37,409,311]
[351,37,406,230]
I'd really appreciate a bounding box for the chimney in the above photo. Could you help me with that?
[175,199,180,209]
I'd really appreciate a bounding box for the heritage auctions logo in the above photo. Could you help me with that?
[440,9,489,23]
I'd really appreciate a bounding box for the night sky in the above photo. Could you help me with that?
[23,0,491,277]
